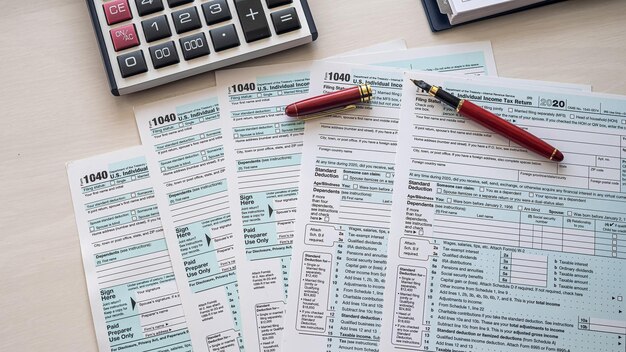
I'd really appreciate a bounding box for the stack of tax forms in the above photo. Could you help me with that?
[67,40,626,352]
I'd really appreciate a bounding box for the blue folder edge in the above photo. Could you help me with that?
[421,0,566,32]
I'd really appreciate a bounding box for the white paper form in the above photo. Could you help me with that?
[216,43,497,352]
[67,147,192,352]
[281,47,500,352]
[328,42,497,76]
[129,42,406,352]
[381,71,626,351]
[135,90,245,352]
[216,61,314,352]
[327,39,407,58]
[329,44,595,93]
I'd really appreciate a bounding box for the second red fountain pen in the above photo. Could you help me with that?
[411,79,564,162]
[285,84,373,118]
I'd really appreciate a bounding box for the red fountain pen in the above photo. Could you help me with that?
[285,84,373,118]
[411,79,564,162]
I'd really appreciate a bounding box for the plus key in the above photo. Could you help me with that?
[234,0,271,43]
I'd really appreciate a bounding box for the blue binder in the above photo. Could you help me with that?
[421,0,566,32]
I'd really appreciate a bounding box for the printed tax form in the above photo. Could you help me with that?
[66,42,409,352]
[381,71,626,351]
[129,42,411,352]
[281,59,594,352]
[135,89,249,352]
[281,52,500,352]
[67,147,192,352]
[217,43,498,352]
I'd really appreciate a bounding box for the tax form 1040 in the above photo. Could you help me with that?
[380,71,626,352]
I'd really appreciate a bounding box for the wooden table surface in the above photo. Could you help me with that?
[1,0,625,350]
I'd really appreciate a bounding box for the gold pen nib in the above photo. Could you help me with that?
[411,79,432,92]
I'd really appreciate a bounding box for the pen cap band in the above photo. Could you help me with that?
[358,84,373,103]
[431,85,461,109]
[287,85,369,117]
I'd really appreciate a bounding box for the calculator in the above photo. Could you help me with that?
[86,0,318,95]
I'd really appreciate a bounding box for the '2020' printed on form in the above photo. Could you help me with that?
[380,71,626,351]
[281,50,499,352]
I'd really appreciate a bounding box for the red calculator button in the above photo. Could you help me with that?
[103,0,133,25]
[110,24,140,51]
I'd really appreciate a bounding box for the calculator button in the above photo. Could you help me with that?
[103,0,133,25]
[266,0,292,8]
[149,41,180,68]
[234,0,271,43]
[271,7,301,34]
[202,0,232,25]
[110,24,140,51]
[141,15,172,42]
[180,33,210,60]
[172,7,202,34]
[209,24,240,51]
[134,0,164,16]
[167,0,193,8]
[117,50,148,77]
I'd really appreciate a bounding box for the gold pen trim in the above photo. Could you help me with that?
[549,148,558,160]
[299,105,357,121]
[428,85,439,96]
[359,84,373,103]
[456,99,465,113]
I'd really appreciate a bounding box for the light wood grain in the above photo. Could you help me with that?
[1,0,625,350]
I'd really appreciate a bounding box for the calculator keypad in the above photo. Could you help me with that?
[93,0,315,93]
[271,7,300,34]
[167,0,193,8]
[141,15,172,42]
[117,50,148,77]
[266,0,292,8]
[134,0,164,16]
[110,24,140,51]
[172,7,202,34]
[180,32,211,60]
[202,0,232,25]
[103,0,133,25]
[234,0,271,43]
[149,41,180,68]
[210,24,241,51]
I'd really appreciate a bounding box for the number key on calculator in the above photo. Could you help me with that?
[87,0,317,95]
